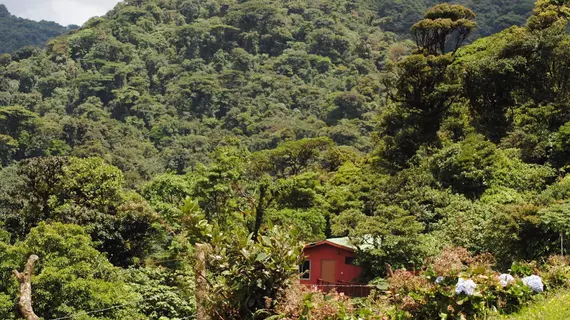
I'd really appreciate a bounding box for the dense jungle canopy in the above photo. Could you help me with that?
[2,0,570,319]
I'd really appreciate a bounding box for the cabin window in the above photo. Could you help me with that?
[300,260,311,279]
[345,257,356,265]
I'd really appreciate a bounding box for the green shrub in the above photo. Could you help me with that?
[510,261,537,277]
[205,226,304,319]
[541,256,570,289]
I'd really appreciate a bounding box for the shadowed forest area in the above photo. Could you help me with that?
[0,5,74,54]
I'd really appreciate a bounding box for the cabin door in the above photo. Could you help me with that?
[321,260,336,283]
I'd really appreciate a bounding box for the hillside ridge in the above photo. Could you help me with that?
[0,3,72,53]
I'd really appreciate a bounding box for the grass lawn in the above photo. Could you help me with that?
[499,290,570,320]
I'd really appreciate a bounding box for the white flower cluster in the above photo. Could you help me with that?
[435,276,444,284]
[499,274,515,287]
[522,275,544,293]
[455,278,476,296]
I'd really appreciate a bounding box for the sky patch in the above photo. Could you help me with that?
[2,0,121,26]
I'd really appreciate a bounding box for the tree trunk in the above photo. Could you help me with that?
[385,263,394,278]
[13,255,40,320]
[195,244,210,320]
[253,184,267,239]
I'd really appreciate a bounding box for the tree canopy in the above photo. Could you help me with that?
[3,0,570,319]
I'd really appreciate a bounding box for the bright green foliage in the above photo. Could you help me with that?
[540,176,570,203]
[434,195,496,252]
[192,142,250,222]
[140,173,193,222]
[333,205,426,277]
[0,222,142,320]
[58,157,125,213]
[121,267,196,320]
[501,289,570,320]
[430,135,499,197]
[266,208,326,241]
[539,202,570,236]
[0,0,393,181]
[0,157,158,266]
[253,138,333,178]
[206,226,303,319]
[272,172,322,209]
[528,0,570,30]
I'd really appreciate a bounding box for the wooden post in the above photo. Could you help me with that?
[195,244,210,320]
[560,232,564,257]
[12,255,40,320]
[385,263,394,278]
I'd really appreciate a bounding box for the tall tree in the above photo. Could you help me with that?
[528,0,570,30]
[411,3,476,55]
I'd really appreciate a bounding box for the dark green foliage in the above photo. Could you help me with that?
[374,0,535,40]
[0,222,143,320]
[411,3,476,55]
[0,5,70,54]
[0,157,159,266]
[376,53,457,170]
[464,24,570,145]
[334,205,427,278]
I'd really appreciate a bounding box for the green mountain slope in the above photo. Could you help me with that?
[0,4,72,53]
[0,0,396,183]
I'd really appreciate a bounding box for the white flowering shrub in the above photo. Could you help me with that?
[455,278,476,296]
[499,274,515,287]
[522,275,544,293]
[387,248,570,320]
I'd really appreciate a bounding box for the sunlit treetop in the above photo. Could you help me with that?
[411,3,476,55]
[528,0,570,30]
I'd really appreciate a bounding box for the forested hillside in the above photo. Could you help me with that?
[0,4,73,53]
[375,0,536,39]
[3,0,570,319]
[0,0,395,184]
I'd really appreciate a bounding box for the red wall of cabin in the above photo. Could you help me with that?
[300,243,363,285]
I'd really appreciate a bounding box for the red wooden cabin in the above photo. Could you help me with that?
[300,237,371,296]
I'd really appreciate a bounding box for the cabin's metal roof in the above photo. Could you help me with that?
[305,236,375,251]
[327,237,357,249]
